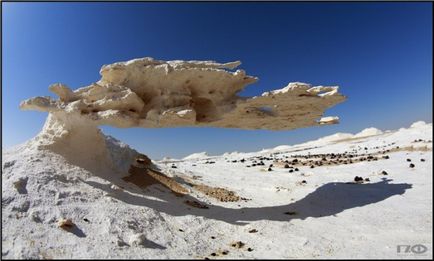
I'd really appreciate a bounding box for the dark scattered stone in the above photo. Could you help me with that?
[364,178,370,182]
[171,165,177,169]
[409,163,415,168]
[381,171,388,175]
[211,236,216,239]
[210,253,217,257]
[354,176,364,182]
[421,159,425,162]
[179,229,184,232]
[284,164,290,169]
[406,159,411,162]
[294,168,299,171]
[231,241,245,248]
[289,169,293,173]
[247,248,254,252]
[248,229,258,233]
[83,218,90,223]
[310,165,315,169]
[268,167,273,171]
[222,250,229,255]
[301,180,307,184]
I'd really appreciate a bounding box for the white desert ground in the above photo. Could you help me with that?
[1,120,432,259]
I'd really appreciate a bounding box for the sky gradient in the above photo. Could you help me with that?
[2,2,432,159]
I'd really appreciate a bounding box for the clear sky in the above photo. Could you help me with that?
[2,2,432,159]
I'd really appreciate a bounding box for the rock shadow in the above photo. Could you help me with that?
[63,225,87,238]
[83,178,412,225]
[141,238,167,250]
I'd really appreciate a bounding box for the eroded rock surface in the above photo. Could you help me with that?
[21,57,346,131]
[19,57,346,174]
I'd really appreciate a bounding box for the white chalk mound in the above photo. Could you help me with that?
[183,152,209,160]
[354,127,383,138]
[410,121,428,129]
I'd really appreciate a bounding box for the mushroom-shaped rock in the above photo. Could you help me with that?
[20,57,346,175]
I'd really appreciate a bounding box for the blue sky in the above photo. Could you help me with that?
[2,2,432,159]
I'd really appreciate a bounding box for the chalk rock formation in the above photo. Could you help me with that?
[20,57,346,174]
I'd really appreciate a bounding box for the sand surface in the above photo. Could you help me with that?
[2,121,432,259]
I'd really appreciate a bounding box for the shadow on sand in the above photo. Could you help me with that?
[83,177,412,225]
[63,225,87,238]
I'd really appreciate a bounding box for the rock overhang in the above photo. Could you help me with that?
[20,57,346,130]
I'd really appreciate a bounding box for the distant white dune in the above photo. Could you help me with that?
[353,127,383,138]
[411,121,428,129]
[183,151,209,160]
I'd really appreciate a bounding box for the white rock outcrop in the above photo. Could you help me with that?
[20,57,346,172]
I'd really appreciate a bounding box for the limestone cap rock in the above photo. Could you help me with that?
[20,57,346,131]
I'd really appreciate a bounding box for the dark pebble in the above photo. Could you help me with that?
[354,176,364,182]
